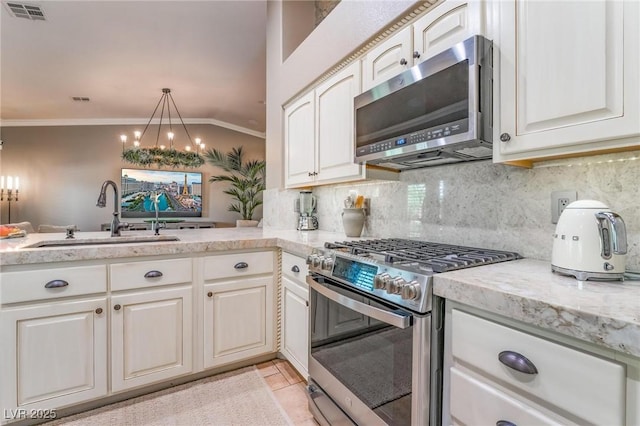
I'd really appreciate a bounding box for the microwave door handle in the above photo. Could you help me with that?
[307,276,412,329]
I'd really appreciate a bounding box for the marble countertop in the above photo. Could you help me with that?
[434,258,640,358]
[0,228,349,266]
[2,229,638,358]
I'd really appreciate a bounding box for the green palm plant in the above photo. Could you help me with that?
[204,146,266,221]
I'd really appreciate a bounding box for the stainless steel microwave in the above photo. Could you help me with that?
[354,35,493,169]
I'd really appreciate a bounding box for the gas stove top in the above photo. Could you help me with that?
[307,238,520,314]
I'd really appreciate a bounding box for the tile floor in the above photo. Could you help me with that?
[256,359,318,426]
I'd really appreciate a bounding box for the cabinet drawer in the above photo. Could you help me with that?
[110,258,192,291]
[282,252,309,281]
[203,251,274,281]
[1,265,107,304]
[451,309,625,426]
[450,367,566,426]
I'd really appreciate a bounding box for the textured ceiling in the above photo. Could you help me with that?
[0,1,267,135]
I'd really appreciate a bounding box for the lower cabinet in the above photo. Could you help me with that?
[203,276,274,368]
[0,297,108,414]
[110,286,193,392]
[281,275,309,377]
[444,304,627,426]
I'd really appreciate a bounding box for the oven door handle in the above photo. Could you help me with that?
[307,276,412,329]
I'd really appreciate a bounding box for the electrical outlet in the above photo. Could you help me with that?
[551,190,577,224]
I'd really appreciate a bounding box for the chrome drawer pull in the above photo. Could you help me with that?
[291,265,300,273]
[498,350,538,374]
[144,270,163,278]
[496,421,517,426]
[44,279,69,289]
[234,262,249,270]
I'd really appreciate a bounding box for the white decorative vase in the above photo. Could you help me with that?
[236,220,259,227]
[342,208,365,237]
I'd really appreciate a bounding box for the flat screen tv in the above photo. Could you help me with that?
[121,168,203,218]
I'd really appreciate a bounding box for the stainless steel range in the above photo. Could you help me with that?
[305,238,520,426]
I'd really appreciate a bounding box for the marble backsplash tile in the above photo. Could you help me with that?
[264,150,640,270]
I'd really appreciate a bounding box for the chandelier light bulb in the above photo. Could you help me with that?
[134,141,140,147]
[167,132,175,141]
[195,138,201,145]
[134,131,142,140]
[120,134,127,143]
[7,176,12,190]
[200,142,206,149]
[185,145,191,152]
[160,145,166,150]
[15,177,19,190]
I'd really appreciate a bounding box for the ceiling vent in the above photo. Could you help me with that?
[4,2,46,20]
[72,97,90,102]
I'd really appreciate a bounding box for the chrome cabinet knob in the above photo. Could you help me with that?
[401,281,421,300]
[399,58,408,66]
[374,273,391,289]
[500,133,511,142]
[413,51,421,59]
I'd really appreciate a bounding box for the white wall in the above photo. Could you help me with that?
[0,124,265,230]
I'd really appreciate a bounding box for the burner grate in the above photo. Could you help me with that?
[325,238,520,272]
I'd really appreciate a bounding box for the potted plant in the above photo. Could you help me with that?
[204,146,266,227]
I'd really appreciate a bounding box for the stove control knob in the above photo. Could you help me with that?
[387,277,406,294]
[306,254,315,265]
[374,273,391,290]
[312,256,324,268]
[401,281,422,300]
[321,257,334,271]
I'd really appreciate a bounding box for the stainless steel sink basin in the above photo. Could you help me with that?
[25,235,180,248]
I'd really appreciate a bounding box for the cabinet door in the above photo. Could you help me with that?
[284,91,316,187]
[111,286,193,392]
[0,298,107,413]
[315,61,364,183]
[281,276,309,377]
[413,0,484,63]
[203,276,274,368]
[496,0,639,159]
[362,26,413,91]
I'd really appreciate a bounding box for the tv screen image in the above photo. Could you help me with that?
[121,168,203,218]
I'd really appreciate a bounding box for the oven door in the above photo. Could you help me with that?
[307,274,431,426]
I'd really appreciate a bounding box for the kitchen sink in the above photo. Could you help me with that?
[25,235,180,248]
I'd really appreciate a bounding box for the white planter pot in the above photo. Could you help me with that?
[236,220,259,227]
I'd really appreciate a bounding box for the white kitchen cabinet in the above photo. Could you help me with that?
[444,305,627,426]
[362,26,413,91]
[362,0,485,91]
[0,297,108,417]
[202,251,276,369]
[109,258,193,392]
[284,91,316,186]
[493,0,640,165]
[110,286,193,392]
[284,61,364,188]
[412,0,485,63]
[280,252,309,378]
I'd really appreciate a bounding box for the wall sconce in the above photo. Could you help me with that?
[1,176,19,223]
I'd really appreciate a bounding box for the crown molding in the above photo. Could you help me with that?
[0,118,266,139]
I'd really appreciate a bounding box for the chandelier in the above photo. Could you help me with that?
[120,88,205,168]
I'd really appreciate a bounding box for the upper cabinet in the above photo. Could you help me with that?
[284,61,365,188]
[362,0,485,91]
[494,0,640,165]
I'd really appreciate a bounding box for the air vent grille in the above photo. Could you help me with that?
[5,2,45,20]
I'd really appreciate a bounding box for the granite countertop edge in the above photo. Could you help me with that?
[434,258,640,359]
